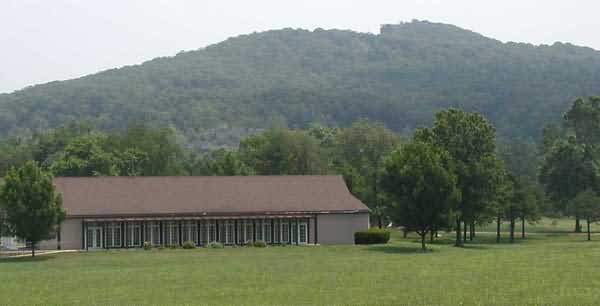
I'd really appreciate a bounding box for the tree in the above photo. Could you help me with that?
[416,109,498,246]
[562,97,600,232]
[334,120,399,228]
[0,161,65,256]
[239,129,327,175]
[540,140,598,232]
[570,190,600,241]
[190,149,254,176]
[381,141,460,251]
[50,134,120,176]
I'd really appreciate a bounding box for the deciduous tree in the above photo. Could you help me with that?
[0,162,65,256]
[381,141,460,251]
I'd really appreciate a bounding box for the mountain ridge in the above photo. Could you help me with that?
[2,20,600,148]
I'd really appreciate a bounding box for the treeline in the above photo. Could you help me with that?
[5,97,600,251]
[0,115,544,242]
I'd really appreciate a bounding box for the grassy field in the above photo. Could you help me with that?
[1,218,599,306]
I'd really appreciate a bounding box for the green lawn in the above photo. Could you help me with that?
[1,219,600,306]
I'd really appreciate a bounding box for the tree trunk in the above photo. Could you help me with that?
[469,222,474,241]
[509,217,515,243]
[377,215,383,229]
[463,220,467,243]
[575,215,582,233]
[430,229,434,243]
[496,215,501,243]
[403,228,408,238]
[455,217,462,247]
[587,217,591,241]
[420,232,426,252]
[31,242,36,257]
[521,216,526,238]
[471,220,476,238]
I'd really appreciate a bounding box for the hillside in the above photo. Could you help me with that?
[2,20,600,148]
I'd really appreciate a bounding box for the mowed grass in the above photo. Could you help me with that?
[2,219,600,306]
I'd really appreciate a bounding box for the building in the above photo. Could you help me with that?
[35,176,369,250]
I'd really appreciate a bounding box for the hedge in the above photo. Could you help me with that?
[354,228,391,244]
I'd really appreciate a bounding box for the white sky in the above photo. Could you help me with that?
[1,0,599,93]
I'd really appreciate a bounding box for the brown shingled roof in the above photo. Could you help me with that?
[53,176,369,218]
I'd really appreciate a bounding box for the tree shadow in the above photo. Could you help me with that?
[364,245,433,254]
[0,255,55,263]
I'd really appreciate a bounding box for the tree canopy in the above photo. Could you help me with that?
[0,161,66,256]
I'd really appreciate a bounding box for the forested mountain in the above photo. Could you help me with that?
[2,20,600,148]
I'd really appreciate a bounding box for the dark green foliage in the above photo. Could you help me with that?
[182,241,196,249]
[381,140,459,250]
[188,149,254,176]
[0,161,66,256]
[239,129,327,175]
[416,109,499,246]
[333,120,399,227]
[354,228,391,244]
[1,21,599,147]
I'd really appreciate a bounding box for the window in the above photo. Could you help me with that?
[126,222,141,247]
[273,220,280,243]
[264,220,272,243]
[208,221,216,243]
[199,221,207,245]
[255,220,263,241]
[218,221,226,243]
[281,220,289,243]
[182,221,198,245]
[106,222,121,248]
[245,220,253,243]
[145,221,161,246]
[237,220,245,244]
[299,220,308,244]
[291,220,298,244]
[225,221,234,244]
[164,221,179,246]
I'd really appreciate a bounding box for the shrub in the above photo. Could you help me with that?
[253,240,267,248]
[182,241,196,249]
[354,228,391,244]
[143,241,152,250]
[167,244,178,249]
[207,242,224,249]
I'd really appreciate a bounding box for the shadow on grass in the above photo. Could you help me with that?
[364,245,433,254]
[0,255,55,263]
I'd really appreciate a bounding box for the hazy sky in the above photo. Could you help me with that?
[2,0,599,93]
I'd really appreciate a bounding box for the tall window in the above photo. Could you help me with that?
[281,220,289,243]
[245,220,253,243]
[264,220,272,243]
[291,220,298,244]
[164,221,179,246]
[225,221,234,244]
[299,220,308,244]
[126,222,141,247]
[106,222,121,248]
[255,220,263,241]
[273,220,280,244]
[208,221,216,243]
[145,221,160,246]
[237,220,245,244]
[182,221,198,245]
[199,221,207,245]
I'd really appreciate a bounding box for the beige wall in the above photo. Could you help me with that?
[38,218,82,250]
[317,212,369,244]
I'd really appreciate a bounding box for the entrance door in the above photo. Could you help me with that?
[86,225,103,249]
